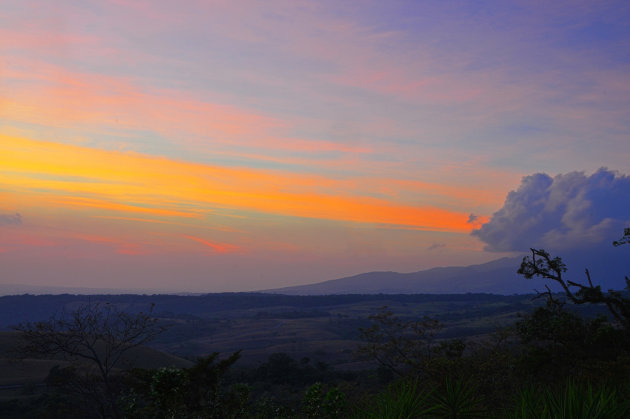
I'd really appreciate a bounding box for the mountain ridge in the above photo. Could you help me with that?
[262,257,536,295]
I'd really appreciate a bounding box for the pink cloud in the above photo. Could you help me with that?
[12,234,58,248]
[2,55,372,158]
[182,234,239,254]
[0,28,97,50]
[73,233,149,255]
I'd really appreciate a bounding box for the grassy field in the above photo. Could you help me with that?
[0,292,550,395]
[148,294,542,368]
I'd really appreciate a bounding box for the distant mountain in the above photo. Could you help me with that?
[263,257,540,295]
[0,283,170,296]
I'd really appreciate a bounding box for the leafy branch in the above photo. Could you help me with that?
[518,248,630,331]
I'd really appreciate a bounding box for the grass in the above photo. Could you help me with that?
[509,381,630,419]
[354,378,437,419]
[147,297,536,368]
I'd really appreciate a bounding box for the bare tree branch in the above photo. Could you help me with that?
[356,306,444,377]
[13,301,165,418]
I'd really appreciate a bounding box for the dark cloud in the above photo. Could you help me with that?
[0,213,22,226]
[467,214,478,223]
[472,168,630,252]
[427,243,446,251]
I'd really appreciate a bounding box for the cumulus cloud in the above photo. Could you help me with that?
[0,213,22,225]
[472,168,630,252]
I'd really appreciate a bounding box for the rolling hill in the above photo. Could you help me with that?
[262,257,537,295]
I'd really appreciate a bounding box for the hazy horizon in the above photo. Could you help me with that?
[1,1,629,292]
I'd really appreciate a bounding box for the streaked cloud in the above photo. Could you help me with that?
[0,135,475,232]
[182,235,238,254]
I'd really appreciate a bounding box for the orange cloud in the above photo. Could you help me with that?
[52,197,201,219]
[1,135,477,232]
[91,216,178,225]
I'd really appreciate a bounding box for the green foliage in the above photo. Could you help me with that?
[357,306,443,377]
[185,350,242,414]
[355,378,436,419]
[515,242,630,386]
[149,367,188,418]
[225,383,251,418]
[301,382,325,418]
[300,382,347,419]
[516,305,624,359]
[254,396,295,419]
[509,381,630,419]
[256,352,299,384]
[250,351,352,391]
[43,365,112,418]
[430,379,486,419]
[123,351,243,418]
[322,387,346,418]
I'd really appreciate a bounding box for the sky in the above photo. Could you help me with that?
[1,0,629,292]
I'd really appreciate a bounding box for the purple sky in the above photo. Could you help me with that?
[1,1,629,292]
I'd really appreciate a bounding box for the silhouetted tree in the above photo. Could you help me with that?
[515,233,630,385]
[518,247,630,332]
[126,351,243,418]
[357,306,443,377]
[14,302,164,418]
[613,227,630,247]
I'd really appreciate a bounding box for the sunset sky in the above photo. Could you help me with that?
[2,1,629,292]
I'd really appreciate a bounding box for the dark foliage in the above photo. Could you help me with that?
[519,248,630,331]
[12,302,165,418]
[124,351,243,418]
[356,306,444,377]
